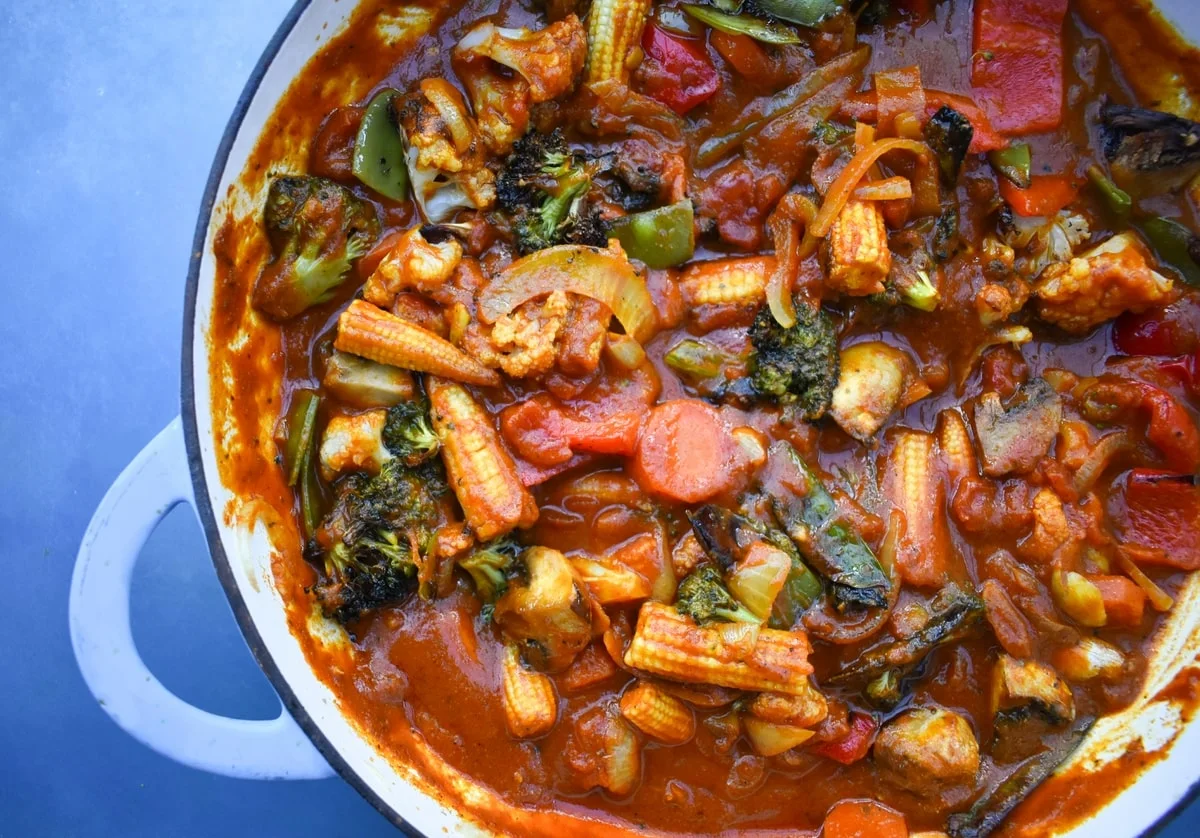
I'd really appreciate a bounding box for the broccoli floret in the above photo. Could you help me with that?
[312,458,447,624]
[497,130,609,254]
[675,566,760,625]
[251,176,380,321]
[748,301,840,420]
[457,536,523,603]
[381,395,440,466]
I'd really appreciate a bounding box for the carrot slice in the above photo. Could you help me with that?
[1089,575,1147,627]
[822,800,908,838]
[998,174,1079,217]
[632,400,746,503]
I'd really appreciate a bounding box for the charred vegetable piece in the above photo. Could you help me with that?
[314,457,447,623]
[681,4,803,44]
[688,505,824,625]
[749,302,840,419]
[457,536,522,603]
[675,565,761,624]
[381,396,440,466]
[924,105,975,186]
[992,655,1075,729]
[989,144,1032,189]
[947,717,1094,838]
[352,89,409,201]
[609,200,695,268]
[763,442,890,610]
[252,176,380,321]
[973,379,1063,477]
[1100,100,1200,196]
[744,0,845,27]
[828,584,985,694]
[497,130,608,254]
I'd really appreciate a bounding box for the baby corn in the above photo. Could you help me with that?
[624,602,813,694]
[829,200,891,296]
[427,377,538,540]
[586,0,651,84]
[501,644,559,738]
[937,408,978,486]
[619,681,695,745]
[335,300,500,387]
[679,257,771,307]
[884,430,949,589]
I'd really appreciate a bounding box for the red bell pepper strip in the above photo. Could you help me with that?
[1081,377,1200,474]
[998,174,1079,217]
[501,396,641,468]
[837,89,1009,153]
[813,712,878,765]
[638,24,719,116]
[972,0,1069,134]
[1117,469,1200,571]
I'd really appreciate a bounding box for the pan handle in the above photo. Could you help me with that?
[69,416,333,780]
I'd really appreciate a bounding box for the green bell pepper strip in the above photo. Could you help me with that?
[284,391,320,487]
[298,453,323,541]
[609,200,695,269]
[682,5,804,45]
[988,143,1032,189]
[750,0,845,27]
[664,338,732,378]
[1142,217,1200,287]
[352,89,409,201]
[1087,164,1132,219]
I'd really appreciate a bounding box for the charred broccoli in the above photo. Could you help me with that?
[1100,99,1200,196]
[496,130,608,254]
[381,395,440,466]
[251,176,380,321]
[675,565,760,625]
[457,536,523,602]
[748,300,840,420]
[312,458,447,623]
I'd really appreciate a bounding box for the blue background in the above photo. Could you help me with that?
[0,1,1195,836]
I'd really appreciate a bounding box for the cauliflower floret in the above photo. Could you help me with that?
[1035,232,1175,334]
[477,290,573,378]
[362,228,463,307]
[1019,488,1083,564]
[318,410,391,481]
[875,707,980,795]
[453,15,587,155]
[399,79,496,222]
[1002,210,1091,279]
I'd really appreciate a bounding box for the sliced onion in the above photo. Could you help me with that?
[810,138,938,238]
[1116,549,1175,612]
[419,78,473,154]
[478,242,658,342]
[765,193,819,328]
[853,176,914,201]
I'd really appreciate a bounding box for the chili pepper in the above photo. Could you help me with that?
[609,200,696,269]
[1080,376,1200,473]
[352,89,408,201]
[813,711,878,765]
[638,24,719,116]
[989,144,1032,189]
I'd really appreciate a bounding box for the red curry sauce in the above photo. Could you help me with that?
[208,0,1200,834]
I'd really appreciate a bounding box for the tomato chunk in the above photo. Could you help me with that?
[1116,468,1200,570]
[637,25,719,115]
[972,0,1069,134]
[822,800,908,838]
[633,400,747,503]
[813,712,878,765]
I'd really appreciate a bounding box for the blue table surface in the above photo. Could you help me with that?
[0,2,1195,836]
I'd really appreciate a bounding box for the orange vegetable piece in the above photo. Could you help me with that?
[998,174,1079,217]
[632,400,747,503]
[822,800,908,838]
[1090,575,1147,627]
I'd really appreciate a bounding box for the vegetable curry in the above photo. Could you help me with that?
[214,0,1200,834]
